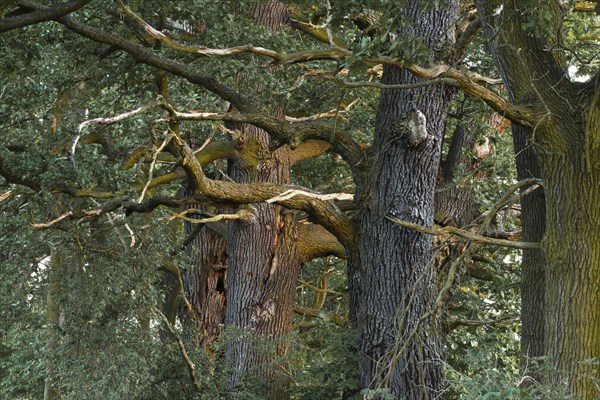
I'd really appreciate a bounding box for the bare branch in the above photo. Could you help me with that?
[308,70,457,90]
[165,208,253,224]
[0,191,13,202]
[76,100,161,132]
[30,211,74,228]
[266,189,353,203]
[138,133,173,202]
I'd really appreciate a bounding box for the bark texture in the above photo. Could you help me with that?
[477,1,600,397]
[512,124,546,363]
[352,2,458,398]
[225,128,300,398]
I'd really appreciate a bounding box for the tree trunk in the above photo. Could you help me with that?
[352,3,457,398]
[435,122,480,229]
[512,124,546,364]
[538,121,600,398]
[225,128,300,398]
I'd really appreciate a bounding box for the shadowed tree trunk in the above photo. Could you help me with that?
[435,122,481,229]
[512,124,546,364]
[351,2,458,398]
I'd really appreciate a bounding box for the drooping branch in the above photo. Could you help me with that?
[0,0,91,33]
[155,308,202,394]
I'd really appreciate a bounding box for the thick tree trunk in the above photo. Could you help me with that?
[537,122,600,398]
[353,3,457,398]
[435,123,480,229]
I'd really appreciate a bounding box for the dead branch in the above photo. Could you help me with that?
[266,189,353,203]
[386,217,539,250]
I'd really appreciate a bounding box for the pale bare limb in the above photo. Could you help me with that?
[30,211,74,228]
[266,189,353,203]
[73,100,161,156]
[164,208,253,224]
[0,191,13,202]
[76,100,161,132]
